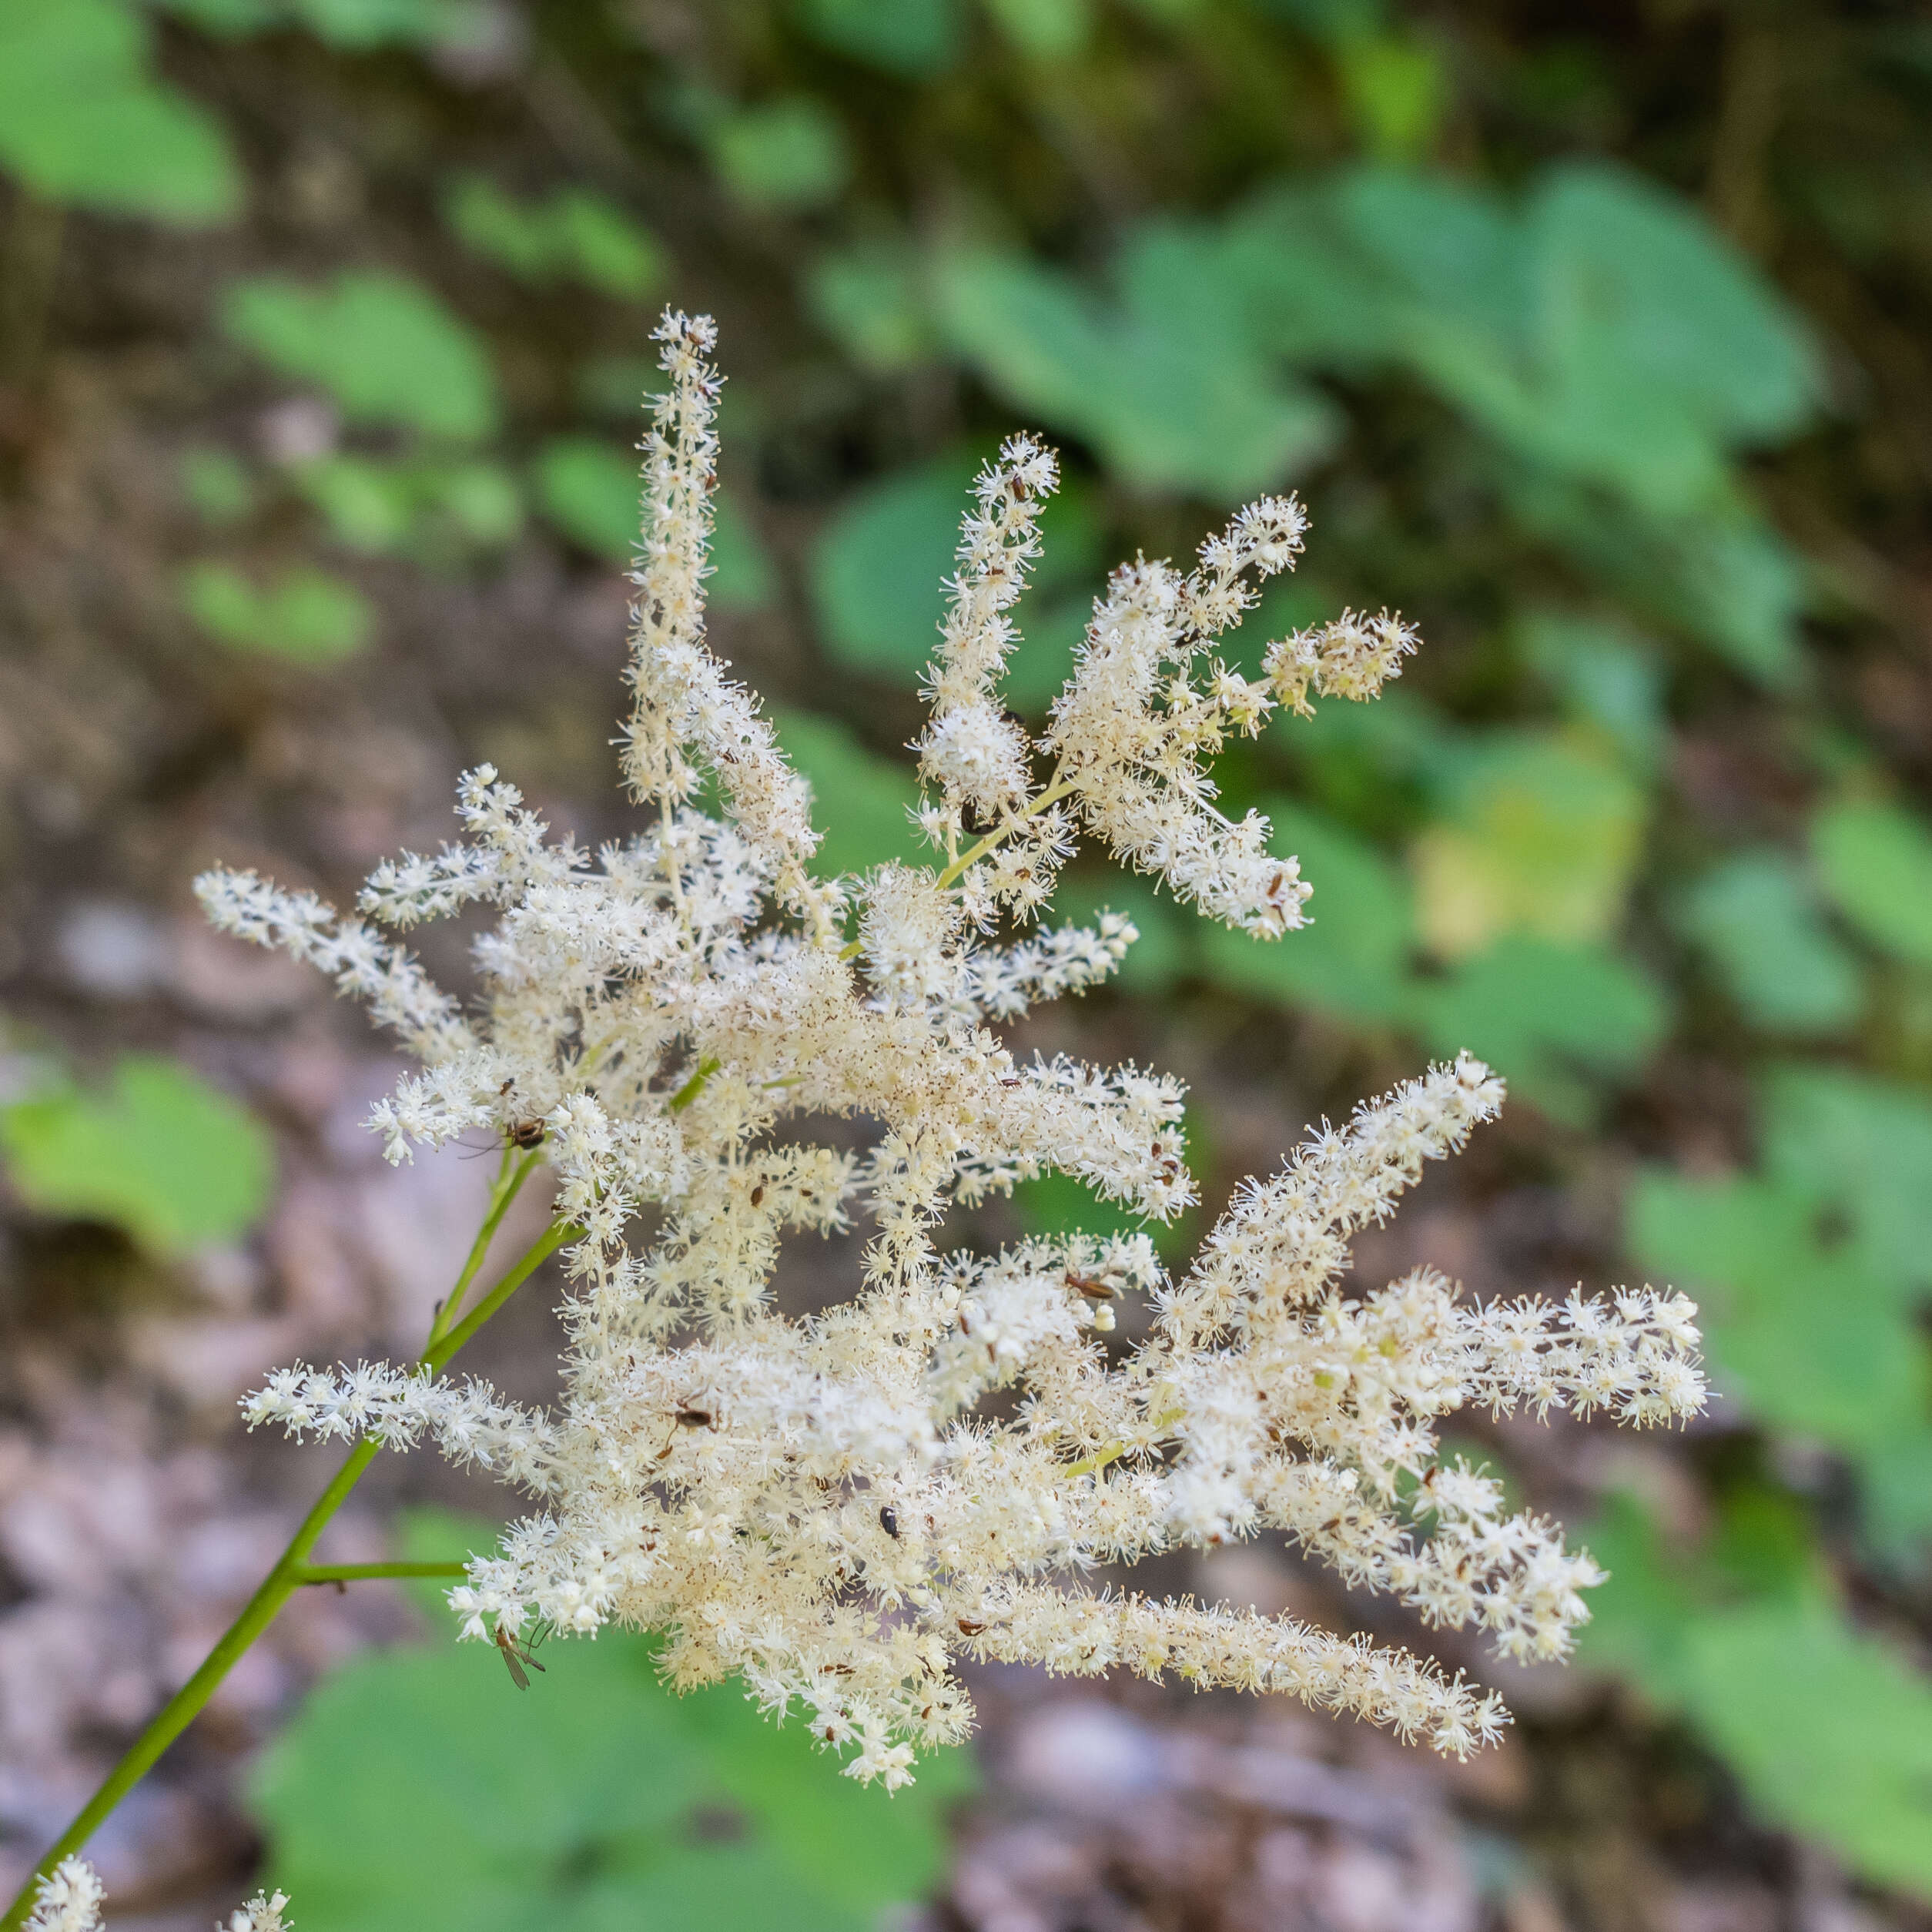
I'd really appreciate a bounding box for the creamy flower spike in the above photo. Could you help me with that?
[200,310,1706,1789]
[24,1860,290,1932]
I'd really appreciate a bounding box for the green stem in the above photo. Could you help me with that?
[423,1218,578,1373]
[837,775,1081,963]
[666,1055,720,1113]
[0,1209,575,1932]
[292,1561,470,1585]
[427,1144,544,1349]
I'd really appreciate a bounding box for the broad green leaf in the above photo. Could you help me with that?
[773,711,922,878]
[1629,1171,1923,1452]
[1410,731,1646,959]
[795,0,963,76]
[1501,469,1807,690]
[1200,799,1413,1024]
[183,561,374,663]
[1411,937,1666,1125]
[0,0,239,223]
[296,455,521,556]
[294,455,419,552]
[1759,1066,1932,1296]
[935,243,1338,500]
[708,100,851,213]
[1579,1495,1932,1898]
[1810,798,1932,969]
[1675,851,1862,1035]
[445,178,662,300]
[535,437,638,562]
[807,242,936,373]
[0,1054,274,1255]
[224,270,500,443]
[253,1606,970,1932]
[1529,165,1822,453]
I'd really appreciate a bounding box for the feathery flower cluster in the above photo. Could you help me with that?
[201,310,1705,1786]
[25,1861,287,1932]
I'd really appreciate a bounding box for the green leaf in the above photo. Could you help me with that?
[1759,1065,1932,1297]
[183,561,374,663]
[253,1609,971,1932]
[1579,1495,1932,1898]
[1529,165,1822,454]
[445,178,663,300]
[708,100,851,213]
[1500,469,1807,690]
[1409,730,1647,959]
[1811,798,1932,969]
[224,270,500,443]
[1411,937,1666,1125]
[1200,799,1413,1024]
[534,437,638,563]
[807,241,936,373]
[0,1054,274,1255]
[294,455,521,556]
[293,455,419,553]
[935,243,1338,500]
[794,0,963,78]
[0,0,240,223]
[772,711,922,878]
[1629,1170,1923,1453]
[1675,851,1863,1035]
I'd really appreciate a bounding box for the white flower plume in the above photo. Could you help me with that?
[24,1860,290,1932]
[198,310,1706,1784]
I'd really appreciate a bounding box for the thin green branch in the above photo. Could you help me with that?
[0,1205,578,1932]
[427,1143,546,1349]
[667,1055,721,1113]
[292,1561,470,1585]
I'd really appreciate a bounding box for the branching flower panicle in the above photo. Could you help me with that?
[197,310,1706,1790]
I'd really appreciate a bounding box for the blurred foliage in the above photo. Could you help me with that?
[8,0,1932,1899]
[183,560,377,660]
[1582,1490,1932,1897]
[254,1513,971,1932]
[0,1054,273,1255]
[0,0,237,223]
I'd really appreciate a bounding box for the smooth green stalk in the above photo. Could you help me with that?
[666,1055,720,1113]
[1,1202,574,1932]
[835,774,1081,963]
[293,1562,471,1585]
[426,1143,544,1349]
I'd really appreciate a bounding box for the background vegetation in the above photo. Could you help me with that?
[2,0,1930,1924]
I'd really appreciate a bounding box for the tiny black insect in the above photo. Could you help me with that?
[879,1505,900,1539]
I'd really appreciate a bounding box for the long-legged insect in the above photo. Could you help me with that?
[494,1619,548,1690]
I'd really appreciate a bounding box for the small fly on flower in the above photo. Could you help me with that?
[493,1618,548,1691]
